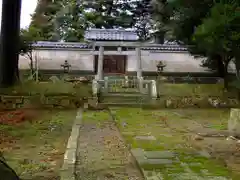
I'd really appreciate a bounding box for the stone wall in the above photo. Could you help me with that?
[0,95,85,110]
[1,95,239,110]
[150,96,240,108]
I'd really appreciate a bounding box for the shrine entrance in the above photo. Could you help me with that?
[94,55,126,75]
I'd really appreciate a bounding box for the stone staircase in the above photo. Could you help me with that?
[98,75,153,106]
[101,93,150,106]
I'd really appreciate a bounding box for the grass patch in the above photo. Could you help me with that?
[113,108,233,178]
[159,83,237,97]
[0,109,76,179]
[0,81,92,97]
[83,110,110,122]
[178,153,230,176]
[82,110,110,128]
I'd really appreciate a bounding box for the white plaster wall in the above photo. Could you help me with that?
[19,49,212,73]
[127,51,210,73]
[19,49,94,71]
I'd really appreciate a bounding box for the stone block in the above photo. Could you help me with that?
[4,103,14,109]
[143,170,164,180]
[1,96,14,102]
[165,99,174,108]
[46,98,60,105]
[60,167,75,180]
[147,159,173,165]
[49,75,60,83]
[64,148,76,164]
[137,157,149,165]
[228,108,240,137]
[131,148,145,158]
[15,98,23,104]
[145,151,175,159]
[23,98,31,107]
[61,99,70,106]
[135,135,156,141]
[11,103,16,109]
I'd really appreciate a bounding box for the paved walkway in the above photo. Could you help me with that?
[75,111,143,180]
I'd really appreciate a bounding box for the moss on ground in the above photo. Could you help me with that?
[112,108,235,179]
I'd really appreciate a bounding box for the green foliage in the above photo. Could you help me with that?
[19,27,41,54]
[19,27,42,78]
[153,0,176,41]
[193,2,239,57]
[29,0,62,41]
[155,0,240,86]
[29,0,155,41]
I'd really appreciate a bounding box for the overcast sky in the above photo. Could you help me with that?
[0,0,38,28]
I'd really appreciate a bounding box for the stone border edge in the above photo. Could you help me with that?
[107,108,146,180]
[60,108,82,180]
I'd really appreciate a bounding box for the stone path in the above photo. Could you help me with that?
[75,114,144,180]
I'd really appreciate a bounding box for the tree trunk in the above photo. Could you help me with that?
[216,56,225,77]
[235,55,240,79]
[0,0,22,87]
[28,53,34,77]
[223,57,231,89]
[223,64,229,89]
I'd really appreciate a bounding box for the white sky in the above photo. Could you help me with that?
[0,0,38,28]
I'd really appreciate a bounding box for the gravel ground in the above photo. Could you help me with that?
[75,116,143,180]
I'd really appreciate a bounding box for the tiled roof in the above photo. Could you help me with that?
[143,45,188,52]
[33,41,91,49]
[32,41,188,51]
[84,28,139,41]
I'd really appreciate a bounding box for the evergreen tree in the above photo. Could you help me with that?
[154,0,240,87]
[30,0,61,41]
[31,0,154,41]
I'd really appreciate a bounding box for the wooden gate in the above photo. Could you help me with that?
[94,55,126,75]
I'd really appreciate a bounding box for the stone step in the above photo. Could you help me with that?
[104,93,143,97]
[101,102,145,107]
[103,98,146,104]
[103,94,150,104]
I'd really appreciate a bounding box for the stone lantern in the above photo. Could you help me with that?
[156,61,166,74]
[61,60,71,73]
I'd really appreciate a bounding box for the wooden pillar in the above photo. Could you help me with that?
[97,46,104,80]
[0,0,22,87]
[136,47,142,78]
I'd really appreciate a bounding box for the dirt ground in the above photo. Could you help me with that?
[187,122,240,175]
[75,110,144,180]
[0,109,76,180]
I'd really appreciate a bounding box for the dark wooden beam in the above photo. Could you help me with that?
[0,0,22,87]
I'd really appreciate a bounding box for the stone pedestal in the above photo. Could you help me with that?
[228,108,240,137]
[97,46,104,80]
[136,47,142,78]
[151,80,157,99]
